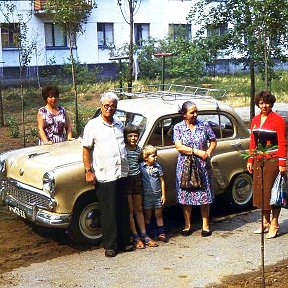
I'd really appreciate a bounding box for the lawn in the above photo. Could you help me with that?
[0,70,287,143]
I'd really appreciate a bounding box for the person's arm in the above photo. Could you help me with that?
[174,139,213,160]
[65,113,74,140]
[83,146,96,184]
[159,175,166,205]
[276,115,287,174]
[205,139,217,158]
[175,140,194,155]
[37,111,52,145]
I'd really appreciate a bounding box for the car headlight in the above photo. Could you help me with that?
[0,155,6,177]
[42,171,56,195]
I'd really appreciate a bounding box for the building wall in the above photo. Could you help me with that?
[0,0,196,68]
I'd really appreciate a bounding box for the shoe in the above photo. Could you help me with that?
[181,228,192,236]
[142,237,159,247]
[201,230,212,237]
[158,233,167,243]
[266,225,279,239]
[105,249,117,257]
[134,239,145,249]
[122,245,135,252]
[253,223,270,234]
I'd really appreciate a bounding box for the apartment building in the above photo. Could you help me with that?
[0,0,201,78]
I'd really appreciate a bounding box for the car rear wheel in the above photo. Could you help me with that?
[224,173,253,210]
[67,196,102,245]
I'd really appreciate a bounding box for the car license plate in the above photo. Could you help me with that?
[8,205,26,219]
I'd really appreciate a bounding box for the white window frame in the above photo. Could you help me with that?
[97,23,114,48]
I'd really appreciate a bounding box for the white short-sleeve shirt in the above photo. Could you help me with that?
[82,115,128,182]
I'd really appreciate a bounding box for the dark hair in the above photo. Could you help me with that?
[179,101,197,114]
[41,85,60,102]
[124,124,140,138]
[255,91,276,107]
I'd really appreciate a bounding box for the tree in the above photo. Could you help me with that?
[188,0,288,120]
[117,0,142,91]
[0,1,36,146]
[45,0,96,135]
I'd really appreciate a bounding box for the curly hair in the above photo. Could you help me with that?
[255,91,276,107]
[142,144,157,160]
[41,85,60,102]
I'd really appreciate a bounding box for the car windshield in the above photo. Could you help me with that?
[115,109,147,140]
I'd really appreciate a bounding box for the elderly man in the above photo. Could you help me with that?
[82,92,133,257]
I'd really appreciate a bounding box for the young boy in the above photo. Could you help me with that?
[124,125,158,248]
[140,144,167,242]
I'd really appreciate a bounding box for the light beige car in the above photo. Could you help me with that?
[0,85,252,245]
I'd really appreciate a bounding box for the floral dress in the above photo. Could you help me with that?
[38,106,67,144]
[173,119,216,205]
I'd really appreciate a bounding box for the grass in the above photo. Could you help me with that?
[1,70,287,142]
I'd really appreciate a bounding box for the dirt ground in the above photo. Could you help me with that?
[1,125,288,288]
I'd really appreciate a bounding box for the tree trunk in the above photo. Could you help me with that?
[128,0,133,93]
[68,33,79,136]
[0,79,4,127]
[249,58,256,122]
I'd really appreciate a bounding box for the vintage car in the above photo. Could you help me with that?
[0,85,252,245]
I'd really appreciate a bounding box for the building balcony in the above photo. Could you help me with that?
[34,0,46,11]
[34,0,94,12]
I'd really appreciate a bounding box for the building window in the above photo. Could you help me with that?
[134,23,149,46]
[1,23,20,48]
[45,23,73,48]
[169,24,192,40]
[207,23,228,37]
[97,23,113,48]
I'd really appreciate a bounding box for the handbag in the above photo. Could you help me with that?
[270,173,288,208]
[180,155,203,190]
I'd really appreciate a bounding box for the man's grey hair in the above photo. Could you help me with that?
[100,92,119,104]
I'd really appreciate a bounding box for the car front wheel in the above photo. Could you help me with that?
[67,196,102,245]
[224,173,253,210]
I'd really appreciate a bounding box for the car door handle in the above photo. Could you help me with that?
[231,141,242,148]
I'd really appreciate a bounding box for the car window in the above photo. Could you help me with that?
[115,110,147,140]
[198,113,234,139]
[147,113,234,147]
[148,115,182,147]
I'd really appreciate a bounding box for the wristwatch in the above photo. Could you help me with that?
[85,168,93,173]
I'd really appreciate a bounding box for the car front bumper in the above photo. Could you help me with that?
[0,179,71,228]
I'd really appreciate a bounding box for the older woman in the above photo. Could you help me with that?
[173,101,217,237]
[37,85,73,145]
[247,91,287,239]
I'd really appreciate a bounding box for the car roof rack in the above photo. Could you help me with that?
[111,84,227,100]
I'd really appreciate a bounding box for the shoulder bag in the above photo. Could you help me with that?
[180,155,203,190]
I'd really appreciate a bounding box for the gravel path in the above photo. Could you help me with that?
[1,209,288,288]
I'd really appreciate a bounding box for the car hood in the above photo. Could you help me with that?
[4,139,83,189]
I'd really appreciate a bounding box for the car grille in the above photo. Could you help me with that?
[4,181,51,210]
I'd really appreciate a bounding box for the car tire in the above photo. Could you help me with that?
[224,173,253,211]
[67,195,102,245]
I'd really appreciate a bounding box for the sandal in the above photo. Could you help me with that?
[134,239,145,249]
[253,223,270,234]
[158,233,167,242]
[143,237,159,247]
[266,225,279,239]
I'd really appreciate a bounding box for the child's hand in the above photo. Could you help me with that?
[161,195,166,205]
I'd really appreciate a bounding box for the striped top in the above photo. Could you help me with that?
[126,145,141,176]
